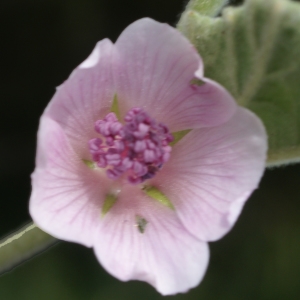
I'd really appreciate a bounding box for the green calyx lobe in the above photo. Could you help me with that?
[102,194,118,217]
[178,0,300,167]
[170,130,191,146]
[82,159,95,169]
[111,94,121,120]
[143,186,174,210]
[190,78,206,86]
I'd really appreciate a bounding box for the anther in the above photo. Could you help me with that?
[88,108,173,184]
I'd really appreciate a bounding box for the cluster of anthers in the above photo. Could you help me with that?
[88,108,173,184]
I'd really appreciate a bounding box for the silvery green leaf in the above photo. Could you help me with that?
[185,0,229,17]
[178,0,300,166]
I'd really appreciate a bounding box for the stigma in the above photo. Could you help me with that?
[88,108,173,184]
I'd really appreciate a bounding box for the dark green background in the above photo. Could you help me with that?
[0,0,299,299]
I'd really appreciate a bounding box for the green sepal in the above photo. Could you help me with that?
[111,94,121,120]
[102,194,118,217]
[190,78,206,86]
[143,186,174,210]
[169,129,191,146]
[82,159,95,169]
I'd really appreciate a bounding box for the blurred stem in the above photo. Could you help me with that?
[0,222,58,274]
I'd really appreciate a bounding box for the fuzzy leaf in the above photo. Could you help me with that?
[187,0,229,17]
[178,0,300,166]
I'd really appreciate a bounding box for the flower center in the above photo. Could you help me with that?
[88,108,173,184]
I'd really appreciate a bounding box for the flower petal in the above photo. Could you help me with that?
[44,39,115,158]
[93,186,209,295]
[30,116,110,247]
[114,18,236,131]
[151,107,267,241]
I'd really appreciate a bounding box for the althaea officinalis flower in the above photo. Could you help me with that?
[29,18,267,295]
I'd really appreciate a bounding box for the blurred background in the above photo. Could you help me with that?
[1,0,300,299]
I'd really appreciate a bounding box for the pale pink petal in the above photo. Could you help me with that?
[44,39,115,158]
[113,18,236,131]
[30,116,110,247]
[93,185,209,295]
[150,107,267,241]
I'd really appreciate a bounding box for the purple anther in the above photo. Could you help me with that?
[133,123,149,139]
[166,134,174,143]
[158,123,169,134]
[138,123,149,134]
[104,122,113,136]
[91,153,99,162]
[88,138,102,153]
[133,161,147,176]
[97,156,107,168]
[94,120,105,134]
[106,136,114,147]
[144,149,156,163]
[146,140,156,150]
[88,107,173,184]
[109,122,122,135]
[107,169,121,180]
[114,140,125,152]
[121,157,133,170]
[104,112,118,122]
[105,153,121,161]
[106,153,121,166]
[128,176,142,184]
[134,140,146,153]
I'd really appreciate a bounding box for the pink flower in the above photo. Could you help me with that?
[29,18,267,295]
